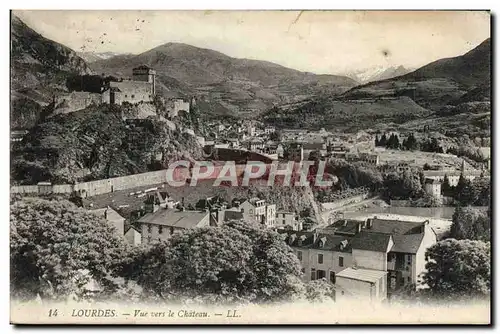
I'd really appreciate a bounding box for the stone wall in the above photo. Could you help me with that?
[321,193,370,211]
[11,168,190,197]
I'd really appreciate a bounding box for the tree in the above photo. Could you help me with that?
[383,170,424,200]
[450,206,490,241]
[10,198,126,301]
[442,174,454,197]
[404,133,418,151]
[269,130,282,142]
[379,133,388,147]
[455,175,477,205]
[304,279,335,302]
[422,239,490,298]
[124,221,304,304]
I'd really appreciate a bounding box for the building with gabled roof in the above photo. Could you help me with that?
[137,207,211,244]
[279,216,437,301]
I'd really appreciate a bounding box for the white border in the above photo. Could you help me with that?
[2,1,498,332]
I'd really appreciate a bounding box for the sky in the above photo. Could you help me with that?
[13,10,491,75]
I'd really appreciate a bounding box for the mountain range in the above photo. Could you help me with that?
[11,15,92,129]
[77,51,132,63]
[265,38,491,136]
[10,14,491,138]
[343,65,412,84]
[88,42,358,118]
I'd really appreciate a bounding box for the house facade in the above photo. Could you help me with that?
[124,227,142,246]
[137,207,211,244]
[239,197,276,227]
[89,206,125,237]
[279,216,437,301]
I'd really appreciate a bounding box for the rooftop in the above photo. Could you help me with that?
[350,231,392,252]
[89,207,124,222]
[278,230,351,252]
[137,208,209,228]
[336,267,387,284]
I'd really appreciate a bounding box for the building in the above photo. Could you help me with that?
[238,197,276,227]
[264,126,276,134]
[280,231,353,287]
[302,142,328,159]
[89,206,125,237]
[275,211,301,231]
[11,130,28,143]
[246,139,265,152]
[424,178,442,198]
[279,216,437,301]
[167,98,190,118]
[346,152,380,166]
[379,161,416,175]
[335,267,388,302]
[137,207,211,244]
[102,65,156,105]
[276,144,285,158]
[423,161,486,186]
[124,227,142,246]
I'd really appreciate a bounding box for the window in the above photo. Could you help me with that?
[407,255,412,265]
[158,226,163,234]
[147,225,152,234]
[407,277,412,284]
[329,271,336,284]
[170,227,174,235]
[301,268,305,274]
[125,94,128,98]
[318,254,323,264]
[339,256,344,267]
[131,94,135,99]
[297,251,302,261]
[310,268,316,281]
[317,270,326,280]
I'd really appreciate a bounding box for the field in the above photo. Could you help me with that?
[376,149,475,169]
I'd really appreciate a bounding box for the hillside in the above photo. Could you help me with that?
[90,42,358,119]
[11,104,202,184]
[265,39,491,134]
[343,39,491,110]
[11,15,92,129]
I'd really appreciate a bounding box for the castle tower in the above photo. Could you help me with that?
[132,65,156,96]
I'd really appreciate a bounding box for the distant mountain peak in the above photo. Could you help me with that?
[343,65,412,84]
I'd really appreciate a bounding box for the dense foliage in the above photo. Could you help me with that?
[450,206,490,242]
[119,220,310,304]
[422,239,490,298]
[10,198,126,301]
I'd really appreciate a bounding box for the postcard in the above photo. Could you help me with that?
[10,10,491,325]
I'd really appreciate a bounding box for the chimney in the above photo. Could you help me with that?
[367,219,373,229]
[104,208,108,220]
